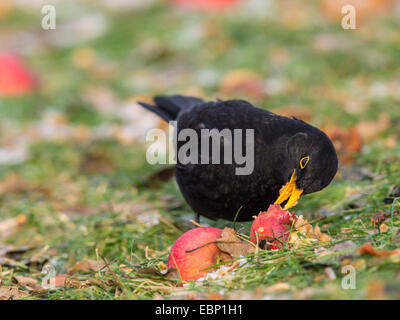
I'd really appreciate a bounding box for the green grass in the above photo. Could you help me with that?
[0,1,399,300]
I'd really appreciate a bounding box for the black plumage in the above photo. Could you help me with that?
[138,95,338,222]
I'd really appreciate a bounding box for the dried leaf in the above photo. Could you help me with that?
[0,215,26,239]
[356,113,390,142]
[0,244,31,263]
[289,215,330,247]
[357,243,400,257]
[215,227,255,257]
[52,274,83,289]
[379,223,390,233]
[67,259,105,275]
[0,286,29,300]
[323,126,362,164]
[219,69,265,101]
[12,276,42,292]
[137,266,180,281]
[371,209,398,226]
[79,149,116,174]
[265,282,291,293]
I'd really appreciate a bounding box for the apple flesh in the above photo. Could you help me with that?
[250,204,297,250]
[168,227,225,281]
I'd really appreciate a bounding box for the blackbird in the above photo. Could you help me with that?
[138,95,338,222]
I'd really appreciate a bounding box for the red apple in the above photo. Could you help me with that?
[171,0,238,11]
[0,52,36,97]
[250,204,297,250]
[168,227,225,281]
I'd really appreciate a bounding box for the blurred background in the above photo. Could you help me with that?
[1,0,400,299]
[1,0,400,168]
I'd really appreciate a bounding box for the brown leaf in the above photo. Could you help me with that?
[12,276,39,287]
[0,215,27,239]
[290,215,331,247]
[79,149,116,174]
[0,244,31,263]
[355,113,391,143]
[53,274,83,289]
[265,282,291,293]
[215,227,255,257]
[0,172,51,196]
[219,70,265,101]
[67,259,105,275]
[0,286,29,300]
[54,274,69,288]
[357,243,400,257]
[136,266,180,281]
[371,210,398,226]
[323,126,362,164]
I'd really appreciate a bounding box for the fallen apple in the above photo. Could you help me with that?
[250,204,297,250]
[168,226,228,281]
[0,52,36,97]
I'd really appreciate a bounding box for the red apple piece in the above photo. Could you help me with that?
[168,226,225,281]
[250,204,297,250]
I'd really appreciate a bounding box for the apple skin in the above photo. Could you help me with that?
[250,204,297,250]
[0,52,36,97]
[168,227,224,281]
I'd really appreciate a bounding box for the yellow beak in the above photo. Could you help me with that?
[274,170,303,210]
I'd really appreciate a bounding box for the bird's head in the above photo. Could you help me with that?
[275,131,338,210]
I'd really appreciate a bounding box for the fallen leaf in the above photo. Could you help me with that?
[355,113,391,143]
[265,282,291,293]
[67,259,105,275]
[79,149,116,174]
[357,243,400,257]
[0,214,27,239]
[323,126,362,164]
[219,69,265,101]
[0,172,28,195]
[12,276,41,291]
[0,244,31,264]
[54,274,69,288]
[0,172,51,196]
[71,47,97,70]
[136,266,180,281]
[379,223,390,233]
[289,215,331,247]
[0,0,13,19]
[0,286,29,300]
[366,279,387,299]
[51,274,83,289]
[215,227,255,257]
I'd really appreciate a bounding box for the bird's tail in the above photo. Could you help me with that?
[137,95,204,122]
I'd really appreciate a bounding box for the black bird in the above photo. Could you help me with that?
[138,95,338,222]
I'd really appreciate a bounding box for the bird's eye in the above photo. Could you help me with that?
[300,156,310,169]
